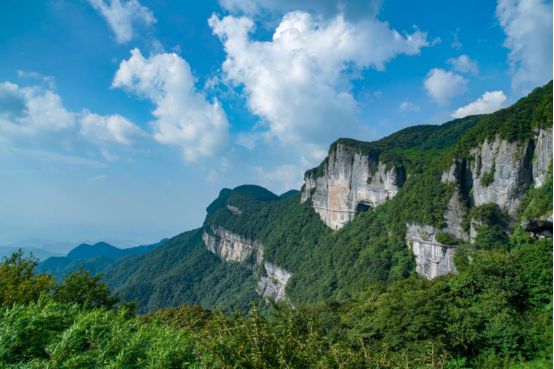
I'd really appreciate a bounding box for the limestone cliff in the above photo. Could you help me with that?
[406,224,458,279]
[202,225,292,302]
[408,128,553,279]
[202,226,264,270]
[301,141,405,229]
[256,262,292,302]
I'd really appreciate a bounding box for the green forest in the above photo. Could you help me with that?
[0,230,551,368]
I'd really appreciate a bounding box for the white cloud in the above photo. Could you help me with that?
[424,68,467,104]
[17,70,56,89]
[210,11,428,149]
[254,164,304,192]
[80,111,144,145]
[218,0,382,20]
[112,48,230,161]
[88,0,156,43]
[399,100,420,112]
[496,0,552,93]
[452,90,508,118]
[447,54,479,74]
[0,82,74,136]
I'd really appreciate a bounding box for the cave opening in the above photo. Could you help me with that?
[355,201,373,213]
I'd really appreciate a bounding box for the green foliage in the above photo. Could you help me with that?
[519,164,553,221]
[454,81,552,157]
[53,269,119,309]
[0,250,54,306]
[0,226,552,369]
[105,228,262,313]
[480,164,496,187]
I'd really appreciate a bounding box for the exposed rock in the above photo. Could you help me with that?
[256,262,292,302]
[406,224,457,279]
[301,142,405,229]
[532,128,553,188]
[203,226,293,302]
[444,191,469,241]
[522,215,553,239]
[226,205,242,215]
[202,226,263,269]
[469,135,533,217]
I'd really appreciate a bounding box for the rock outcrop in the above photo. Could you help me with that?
[411,130,552,279]
[532,128,553,187]
[406,224,458,279]
[203,225,293,302]
[202,226,264,269]
[256,262,292,302]
[468,135,533,217]
[301,141,405,229]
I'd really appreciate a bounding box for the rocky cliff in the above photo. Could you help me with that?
[202,225,264,269]
[202,225,292,302]
[301,141,405,229]
[407,128,552,279]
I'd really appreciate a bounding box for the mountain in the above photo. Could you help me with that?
[38,240,166,281]
[0,246,62,261]
[99,82,552,312]
[67,241,159,259]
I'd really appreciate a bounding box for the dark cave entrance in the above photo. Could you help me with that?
[355,201,373,213]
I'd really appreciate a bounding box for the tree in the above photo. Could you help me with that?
[53,268,119,309]
[0,250,54,306]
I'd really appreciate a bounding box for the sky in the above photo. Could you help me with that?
[0,0,552,248]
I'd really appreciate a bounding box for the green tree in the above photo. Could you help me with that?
[0,250,54,306]
[53,268,119,309]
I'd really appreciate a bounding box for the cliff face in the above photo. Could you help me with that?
[408,128,553,279]
[406,224,458,279]
[202,226,264,269]
[202,225,291,302]
[301,142,405,229]
[256,262,292,302]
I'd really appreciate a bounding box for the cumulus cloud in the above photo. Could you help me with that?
[210,11,428,149]
[88,0,156,43]
[112,48,230,161]
[452,90,508,118]
[496,0,552,93]
[447,54,479,74]
[218,0,382,20]
[254,164,304,193]
[0,82,74,136]
[424,68,467,104]
[399,101,420,112]
[80,111,145,145]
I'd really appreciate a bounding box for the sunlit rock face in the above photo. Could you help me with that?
[202,226,293,302]
[412,130,553,279]
[532,129,553,188]
[301,141,405,230]
[256,262,292,303]
[406,224,457,279]
[202,226,264,269]
[468,135,534,217]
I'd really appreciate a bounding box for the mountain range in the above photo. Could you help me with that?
[39,82,553,313]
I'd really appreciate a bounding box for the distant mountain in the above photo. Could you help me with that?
[0,246,62,261]
[67,241,160,260]
[3,238,74,255]
[279,189,300,198]
[38,239,166,281]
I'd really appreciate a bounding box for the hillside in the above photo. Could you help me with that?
[98,82,552,313]
[38,240,165,281]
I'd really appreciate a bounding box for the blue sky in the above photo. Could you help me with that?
[0,0,551,248]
